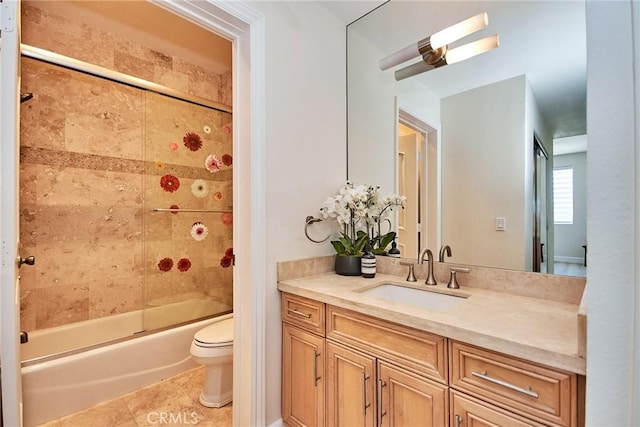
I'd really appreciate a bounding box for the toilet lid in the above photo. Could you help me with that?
[194,317,233,347]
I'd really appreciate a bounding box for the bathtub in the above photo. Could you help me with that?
[21,299,232,426]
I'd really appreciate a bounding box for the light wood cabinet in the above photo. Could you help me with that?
[326,305,447,383]
[326,340,448,427]
[450,341,577,427]
[326,341,376,427]
[282,294,326,427]
[281,292,583,427]
[378,360,448,427]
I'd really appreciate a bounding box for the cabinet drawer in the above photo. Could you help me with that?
[327,306,447,384]
[450,341,576,426]
[451,390,547,427]
[282,293,325,335]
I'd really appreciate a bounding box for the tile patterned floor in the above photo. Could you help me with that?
[38,367,232,427]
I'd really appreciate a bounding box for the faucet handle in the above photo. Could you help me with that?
[448,267,470,289]
[400,262,417,282]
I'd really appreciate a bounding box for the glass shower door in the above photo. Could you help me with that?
[142,92,233,331]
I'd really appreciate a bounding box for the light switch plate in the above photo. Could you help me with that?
[496,217,506,231]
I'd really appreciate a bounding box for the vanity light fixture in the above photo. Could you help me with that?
[378,12,499,81]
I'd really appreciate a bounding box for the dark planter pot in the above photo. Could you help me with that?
[335,255,362,276]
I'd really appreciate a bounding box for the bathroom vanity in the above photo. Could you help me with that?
[278,256,586,427]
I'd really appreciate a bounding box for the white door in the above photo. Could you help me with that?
[0,1,24,425]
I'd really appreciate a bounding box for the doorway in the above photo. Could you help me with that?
[0,2,265,426]
[396,110,438,260]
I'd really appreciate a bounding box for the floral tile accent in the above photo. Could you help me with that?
[214,191,223,201]
[160,174,180,192]
[222,124,232,135]
[169,141,179,151]
[154,161,165,171]
[177,258,191,272]
[221,154,232,166]
[190,222,208,241]
[220,248,233,268]
[221,212,232,226]
[157,257,173,272]
[183,132,203,151]
[205,154,222,173]
[203,125,211,134]
[191,179,209,198]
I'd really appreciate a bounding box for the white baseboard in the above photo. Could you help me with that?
[267,418,284,427]
[554,256,584,264]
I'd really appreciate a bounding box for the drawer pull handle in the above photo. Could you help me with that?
[362,374,370,414]
[288,308,311,319]
[377,379,387,425]
[313,350,321,386]
[454,414,462,427]
[471,371,539,399]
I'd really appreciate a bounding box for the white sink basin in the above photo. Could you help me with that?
[358,283,466,311]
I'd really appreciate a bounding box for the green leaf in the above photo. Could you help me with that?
[331,240,346,255]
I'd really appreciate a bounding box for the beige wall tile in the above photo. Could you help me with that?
[20,3,233,335]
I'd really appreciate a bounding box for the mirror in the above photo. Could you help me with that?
[347,1,587,276]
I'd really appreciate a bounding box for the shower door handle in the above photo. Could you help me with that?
[17,255,35,268]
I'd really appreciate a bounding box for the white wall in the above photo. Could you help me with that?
[441,75,527,270]
[347,22,440,196]
[243,2,349,424]
[585,0,638,425]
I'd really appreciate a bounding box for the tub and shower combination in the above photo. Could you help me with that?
[18,32,234,426]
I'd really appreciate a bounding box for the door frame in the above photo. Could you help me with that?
[0,0,24,425]
[397,107,439,256]
[0,1,268,425]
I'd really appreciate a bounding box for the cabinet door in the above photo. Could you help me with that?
[282,324,325,427]
[451,390,547,427]
[378,361,448,427]
[326,341,376,427]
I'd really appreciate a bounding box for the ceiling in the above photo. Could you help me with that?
[344,0,587,139]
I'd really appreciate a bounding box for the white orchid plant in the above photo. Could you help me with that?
[319,182,406,256]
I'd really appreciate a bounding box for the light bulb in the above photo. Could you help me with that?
[445,34,499,65]
[430,12,488,49]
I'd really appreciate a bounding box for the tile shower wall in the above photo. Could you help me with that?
[19,5,232,332]
[21,3,232,106]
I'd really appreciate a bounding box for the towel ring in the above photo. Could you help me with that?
[305,216,330,243]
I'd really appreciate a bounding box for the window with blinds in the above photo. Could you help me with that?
[553,166,573,224]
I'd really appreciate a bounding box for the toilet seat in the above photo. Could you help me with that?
[193,318,233,348]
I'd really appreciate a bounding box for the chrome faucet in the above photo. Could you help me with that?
[439,245,452,262]
[417,248,437,286]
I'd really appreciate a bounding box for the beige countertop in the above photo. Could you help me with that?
[278,271,586,375]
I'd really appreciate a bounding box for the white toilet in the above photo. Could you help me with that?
[190,315,234,408]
